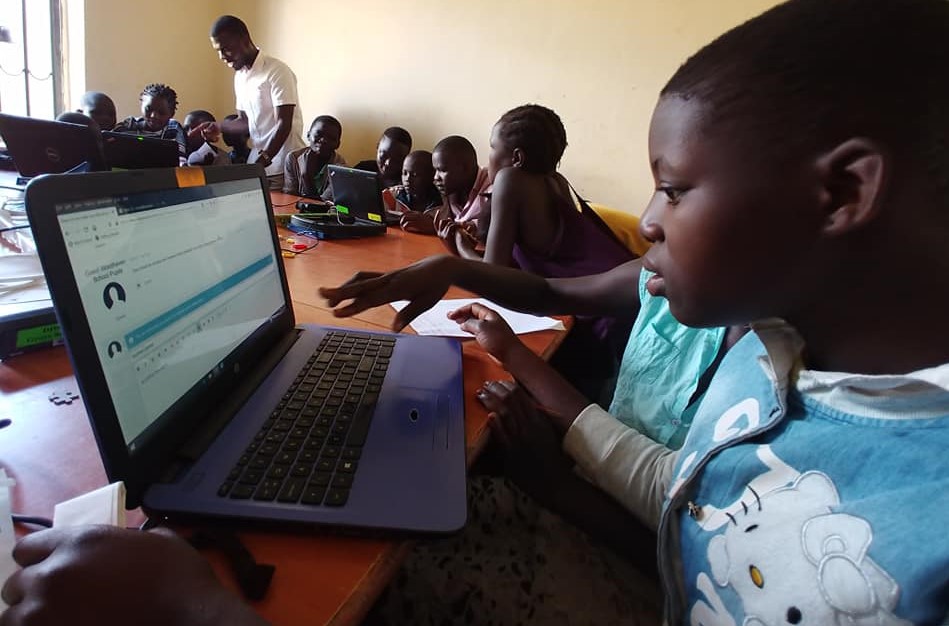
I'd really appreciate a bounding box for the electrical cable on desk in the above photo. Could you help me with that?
[271,199,298,207]
[11,514,53,528]
[0,224,30,234]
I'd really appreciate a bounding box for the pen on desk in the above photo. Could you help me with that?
[0,224,30,234]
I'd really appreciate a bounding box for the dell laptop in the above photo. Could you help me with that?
[25,164,467,533]
[0,113,107,178]
[102,132,180,170]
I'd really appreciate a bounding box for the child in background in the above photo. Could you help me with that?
[441,110,638,400]
[353,126,412,188]
[283,115,346,200]
[6,1,949,625]
[386,150,441,228]
[76,91,116,131]
[406,135,490,238]
[222,113,251,164]
[55,111,101,132]
[182,110,231,166]
[113,83,187,165]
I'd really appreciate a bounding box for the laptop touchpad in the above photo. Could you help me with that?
[379,389,450,451]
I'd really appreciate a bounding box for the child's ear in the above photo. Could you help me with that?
[511,148,526,169]
[815,138,889,236]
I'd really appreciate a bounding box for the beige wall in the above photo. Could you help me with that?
[79,0,780,213]
[75,0,233,124]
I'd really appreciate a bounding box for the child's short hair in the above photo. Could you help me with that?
[185,109,215,124]
[662,0,949,204]
[495,104,567,175]
[406,150,433,167]
[79,91,113,110]
[141,83,179,114]
[210,15,249,39]
[56,111,95,126]
[311,115,342,137]
[433,136,476,163]
[381,126,412,149]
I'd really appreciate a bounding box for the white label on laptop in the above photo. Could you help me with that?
[391,298,565,337]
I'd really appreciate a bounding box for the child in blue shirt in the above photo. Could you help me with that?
[4,1,949,624]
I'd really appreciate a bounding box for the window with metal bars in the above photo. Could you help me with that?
[0,0,63,119]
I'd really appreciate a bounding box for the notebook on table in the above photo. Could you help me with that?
[0,113,107,178]
[101,131,180,170]
[25,164,467,533]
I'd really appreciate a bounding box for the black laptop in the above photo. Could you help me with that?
[102,131,179,170]
[0,113,107,177]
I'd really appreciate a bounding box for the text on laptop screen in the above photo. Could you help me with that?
[54,179,285,448]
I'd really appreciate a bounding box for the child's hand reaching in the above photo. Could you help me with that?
[448,302,522,364]
[477,380,575,507]
[400,211,436,235]
[188,120,222,144]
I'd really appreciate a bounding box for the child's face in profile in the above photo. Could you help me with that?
[402,154,434,196]
[487,123,516,182]
[432,150,476,198]
[308,121,341,157]
[640,96,819,328]
[377,136,410,181]
[141,95,173,132]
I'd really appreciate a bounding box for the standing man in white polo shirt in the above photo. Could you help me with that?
[198,15,305,189]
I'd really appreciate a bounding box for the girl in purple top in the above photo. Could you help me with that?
[461,104,637,398]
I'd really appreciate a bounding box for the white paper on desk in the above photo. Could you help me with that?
[0,254,48,305]
[0,469,18,609]
[391,298,565,337]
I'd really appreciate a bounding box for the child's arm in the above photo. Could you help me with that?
[479,381,659,576]
[400,211,437,235]
[453,224,483,261]
[452,302,676,525]
[449,302,589,430]
[319,255,644,331]
[283,153,300,195]
[481,169,523,267]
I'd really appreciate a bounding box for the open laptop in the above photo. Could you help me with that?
[0,113,107,178]
[102,131,179,170]
[25,164,467,533]
[327,164,393,229]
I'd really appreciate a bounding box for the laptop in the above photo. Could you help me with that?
[327,164,392,231]
[102,131,180,170]
[0,113,107,177]
[25,164,467,533]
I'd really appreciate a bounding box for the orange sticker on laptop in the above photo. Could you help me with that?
[175,167,206,188]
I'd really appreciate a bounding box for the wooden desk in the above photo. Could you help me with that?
[0,192,568,626]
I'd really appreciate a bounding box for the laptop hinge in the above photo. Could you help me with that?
[162,328,303,478]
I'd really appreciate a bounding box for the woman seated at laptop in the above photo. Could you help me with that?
[283,115,346,200]
[113,83,187,165]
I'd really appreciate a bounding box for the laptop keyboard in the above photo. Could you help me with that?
[217,331,394,507]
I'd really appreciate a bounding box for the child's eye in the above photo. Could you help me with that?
[659,186,685,205]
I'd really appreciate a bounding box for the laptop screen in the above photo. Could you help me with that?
[53,178,285,449]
